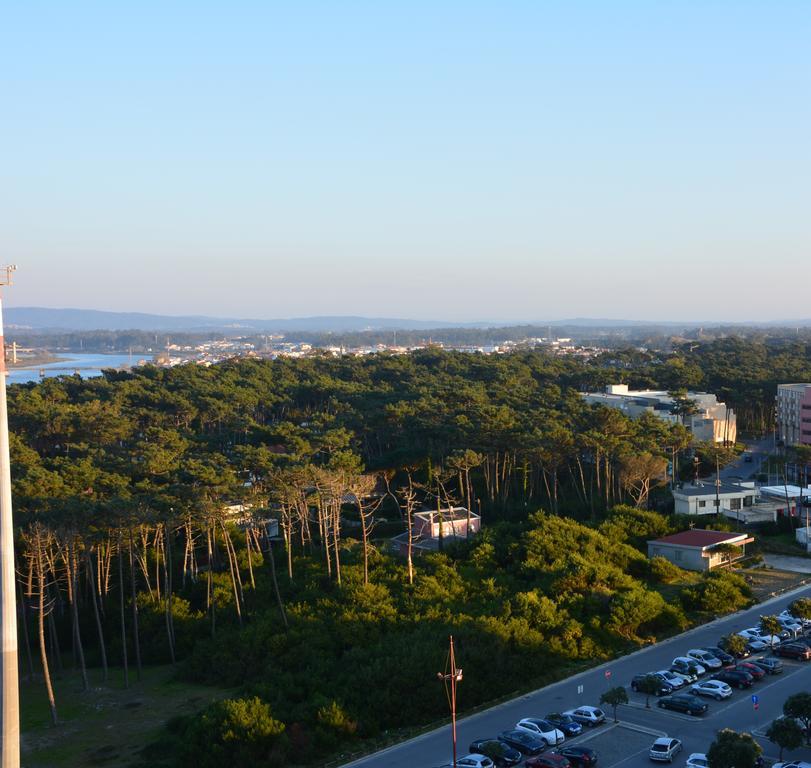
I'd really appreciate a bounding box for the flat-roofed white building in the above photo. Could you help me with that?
[583,384,736,444]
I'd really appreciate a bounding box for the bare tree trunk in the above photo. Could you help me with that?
[245,528,256,589]
[128,532,142,680]
[160,527,176,664]
[118,533,129,689]
[35,533,58,724]
[266,541,288,629]
[70,547,89,691]
[220,524,243,627]
[47,604,62,674]
[85,549,108,683]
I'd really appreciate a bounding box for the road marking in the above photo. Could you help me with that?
[614,721,668,738]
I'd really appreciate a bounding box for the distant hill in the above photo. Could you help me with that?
[5,307,811,334]
[4,307,477,333]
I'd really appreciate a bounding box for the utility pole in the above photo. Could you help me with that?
[0,265,19,768]
[437,635,463,768]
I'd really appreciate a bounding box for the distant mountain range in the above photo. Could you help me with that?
[5,307,477,333]
[5,307,811,333]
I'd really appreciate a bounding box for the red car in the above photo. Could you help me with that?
[735,662,765,680]
[774,643,811,661]
[525,755,572,768]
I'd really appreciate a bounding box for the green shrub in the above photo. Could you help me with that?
[649,556,691,584]
[176,697,288,768]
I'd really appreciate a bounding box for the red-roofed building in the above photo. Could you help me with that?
[647,530,753,572]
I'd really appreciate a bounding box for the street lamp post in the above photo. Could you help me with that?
[0,265,19,768]
[437,635,463,768]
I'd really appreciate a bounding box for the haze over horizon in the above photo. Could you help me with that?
[3,3,808,322]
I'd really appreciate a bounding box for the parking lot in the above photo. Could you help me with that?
[343,583,811,768]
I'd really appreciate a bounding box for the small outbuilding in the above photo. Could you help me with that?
[647,530,753,572]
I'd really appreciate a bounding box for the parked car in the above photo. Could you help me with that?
[544,713,583,737]
[631,674,672,696]
[468,739,523,767]
[670,657,703,680]
[686,649,722,670]
[561,706,605,727]
[524,755,571,768]
[653,670,687,690]
[738,628,782,648]
[555,746,598,767]
[649,737,683,762]
[779,610,811,629]
[515,719,565,746]
[774,643,811,661]
[685,755,708,768]
[701,647,736,667]
[736,661,766,680]
[750,656,783,674]
[497,730,546,756]
[712,668,754,689]
[718,636,751,658]
[772,762,811,768]
[456,755,495,768]
[656,694,708,716]
[689,680,732,700]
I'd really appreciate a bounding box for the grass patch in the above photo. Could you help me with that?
[21,665,235,768]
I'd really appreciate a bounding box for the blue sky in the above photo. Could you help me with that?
[2,2,809,322]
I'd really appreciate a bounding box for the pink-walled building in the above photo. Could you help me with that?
[777,383,811,446]
[391,507,481,556]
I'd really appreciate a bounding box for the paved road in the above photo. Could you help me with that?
[343,582,811,768]
[717,436,774,482]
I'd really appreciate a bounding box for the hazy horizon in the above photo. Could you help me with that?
[3,3,808,322]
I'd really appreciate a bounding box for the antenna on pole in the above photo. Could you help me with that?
[437,636,463,768]
[0,263,20,768]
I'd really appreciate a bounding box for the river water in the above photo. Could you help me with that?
[6,353,139,385]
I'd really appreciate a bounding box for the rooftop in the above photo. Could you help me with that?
[650,530,748,549]
[674,481,755,497]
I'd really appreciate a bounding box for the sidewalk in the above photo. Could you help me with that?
[763,554,811,574]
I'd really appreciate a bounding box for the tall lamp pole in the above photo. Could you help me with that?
[437,635,463,768]
[0,265,18,768]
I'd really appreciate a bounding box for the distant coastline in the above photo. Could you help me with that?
[6,351,67,369]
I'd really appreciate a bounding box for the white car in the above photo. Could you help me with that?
[515,718,565,746]
[562,705,605,727]
[686,649,722,670]
[656,669,688,689]
[738,628,782,646]
[690,680,732,700]
[650,737,682,762]
[456,756,495,768]
[685,754,708,768]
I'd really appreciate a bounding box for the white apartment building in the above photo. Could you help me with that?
[583,384,736,443]
[776,383,811,447]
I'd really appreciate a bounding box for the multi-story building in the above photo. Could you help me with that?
[776,383,811,447]
[583,384,736,443]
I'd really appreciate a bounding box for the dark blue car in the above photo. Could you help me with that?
[544,712,583,737]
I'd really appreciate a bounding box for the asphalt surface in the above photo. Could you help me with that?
[717,436,773,482]
[343,583,811,768]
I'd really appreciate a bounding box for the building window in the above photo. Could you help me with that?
[744,496,753,507]
[698,500,706,508]
[729,498,742,510]
[713,499,720,507]
[674,550,682,562]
